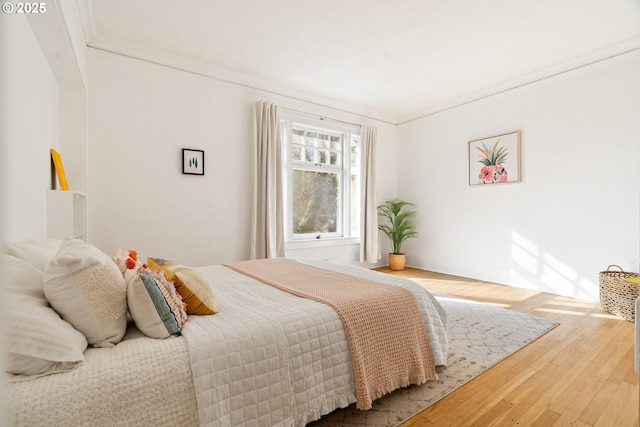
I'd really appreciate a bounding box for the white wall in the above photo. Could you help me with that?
[0,12,63,426]
[27,0,88,195]
[86,48,397,267]
[1,14,59,242]
[397,51,640,302]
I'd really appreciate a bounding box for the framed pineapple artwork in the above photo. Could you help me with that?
[468,130,521,186]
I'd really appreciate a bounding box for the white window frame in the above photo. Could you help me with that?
[281,113,360,243]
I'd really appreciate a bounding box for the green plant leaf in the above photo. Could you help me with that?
[377,198,419,254]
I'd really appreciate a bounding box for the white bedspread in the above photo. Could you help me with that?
[186,260,448,427]
[7,260,447,427]
[8,326,198,426]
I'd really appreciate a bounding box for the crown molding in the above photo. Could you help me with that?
[396,36,640,125]
[74,2,640,127]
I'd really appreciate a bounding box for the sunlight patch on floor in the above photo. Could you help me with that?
[534,307,621,320]
[544,300,593,309]
[433,295,512,309]
[535,307,588,316]
[588,312,625,320]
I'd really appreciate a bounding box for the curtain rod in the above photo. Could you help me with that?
[280,107,363,128]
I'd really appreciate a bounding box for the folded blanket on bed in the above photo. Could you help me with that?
[225,258,438,410]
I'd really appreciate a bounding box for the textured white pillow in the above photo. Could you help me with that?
[43,239,128,348]
[2,239,62,271]
[4,254,88,377]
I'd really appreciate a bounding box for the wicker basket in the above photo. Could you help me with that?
[599,265,639,321]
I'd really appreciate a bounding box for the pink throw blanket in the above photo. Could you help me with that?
[225,258,438,410]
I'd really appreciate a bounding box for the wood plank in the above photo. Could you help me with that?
[375,267,639,427]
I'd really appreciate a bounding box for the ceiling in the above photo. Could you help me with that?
[82,0,640,124]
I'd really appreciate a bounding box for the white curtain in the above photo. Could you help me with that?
[251,101,284,259]
[359,125,380,263]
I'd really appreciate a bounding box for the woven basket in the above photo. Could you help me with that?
[599,265,639,322]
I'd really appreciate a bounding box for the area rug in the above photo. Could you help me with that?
[309,292,559,427]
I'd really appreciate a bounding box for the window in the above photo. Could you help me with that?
[281,116,360,242]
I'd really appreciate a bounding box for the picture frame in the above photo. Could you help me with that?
[182,149,205,175]
[468,130,521,186]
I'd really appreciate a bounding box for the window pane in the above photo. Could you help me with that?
[318,150,327,164]
[318,133,331,148]
[329,151,340,166]
[292,129,305,144]
[292,169,339,234]
[305,132,318,147]
[305,148,315,162]
[292,145,303,161]
[351,138,359,168]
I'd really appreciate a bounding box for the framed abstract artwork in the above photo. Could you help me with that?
[182,149,205,175]
[468,130,521,186]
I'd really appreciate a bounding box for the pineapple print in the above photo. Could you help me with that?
[476,138,509,184]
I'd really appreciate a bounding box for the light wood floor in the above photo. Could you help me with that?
[376,267,639,427]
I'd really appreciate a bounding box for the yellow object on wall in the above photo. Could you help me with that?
[50,148,69,190]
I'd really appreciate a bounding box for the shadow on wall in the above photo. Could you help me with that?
[510,231,599,302]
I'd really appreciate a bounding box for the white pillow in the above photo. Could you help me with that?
[43,239,128,348]
[2,239,62,271]
[4,254,87,377]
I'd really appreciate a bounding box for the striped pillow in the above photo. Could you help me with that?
[125,269,187,339]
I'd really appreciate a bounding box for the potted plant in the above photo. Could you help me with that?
[377,198,419,270]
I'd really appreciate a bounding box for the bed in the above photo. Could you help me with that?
[3,238,448,427]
